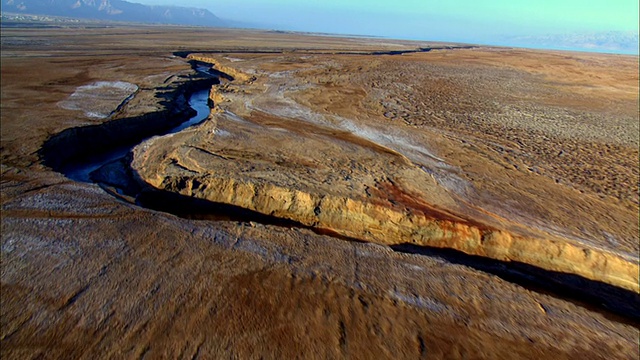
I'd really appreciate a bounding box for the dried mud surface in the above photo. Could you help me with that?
[1,24,639,359]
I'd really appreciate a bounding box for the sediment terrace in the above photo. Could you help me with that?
[132,52,639,292]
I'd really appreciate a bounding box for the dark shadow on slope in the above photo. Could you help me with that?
[39,75,217,181]
[189,60,236,81]
[135,186,367,244]
[392,243,640,327]
[132,180,640,327]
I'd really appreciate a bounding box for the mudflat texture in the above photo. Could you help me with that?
[1,23,639,359]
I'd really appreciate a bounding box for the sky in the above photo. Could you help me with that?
[133,0,639,52]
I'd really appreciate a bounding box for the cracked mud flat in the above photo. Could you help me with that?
[1,24,639,359]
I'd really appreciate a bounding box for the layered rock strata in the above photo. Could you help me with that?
[132,55,639,293]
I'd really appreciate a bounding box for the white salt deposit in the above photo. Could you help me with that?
[58,81,138,119]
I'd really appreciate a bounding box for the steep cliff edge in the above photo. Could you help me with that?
[132,54,639,293]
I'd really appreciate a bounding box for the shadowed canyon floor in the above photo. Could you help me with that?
[1,24,639,358]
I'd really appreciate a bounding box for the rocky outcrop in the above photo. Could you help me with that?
[131,56,639,293]
[187,55,256,83]
[134,150,639,293]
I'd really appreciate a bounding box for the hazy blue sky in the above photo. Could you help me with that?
[134,0,639,49]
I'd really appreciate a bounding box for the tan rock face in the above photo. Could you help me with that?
[132,52,639,292]
[188,55,256,83]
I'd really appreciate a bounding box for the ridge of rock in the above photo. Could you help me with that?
[131,55,639,293]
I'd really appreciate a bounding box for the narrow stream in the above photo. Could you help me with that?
[170,88,211,133]
[65,87,212,183]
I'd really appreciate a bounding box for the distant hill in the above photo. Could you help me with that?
[1,0,226,27]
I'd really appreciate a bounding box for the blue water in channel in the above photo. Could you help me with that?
[66,88,211,182]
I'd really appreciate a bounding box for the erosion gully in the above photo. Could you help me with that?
[39,56,639,327]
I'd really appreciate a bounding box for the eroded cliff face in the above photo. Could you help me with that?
[187,55,256,83]
[132,53,639,292]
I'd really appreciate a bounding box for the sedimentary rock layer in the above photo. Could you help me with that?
[132,53,639,293]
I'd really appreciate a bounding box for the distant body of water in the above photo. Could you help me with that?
[487,41,639,56]
[380,32,640,56]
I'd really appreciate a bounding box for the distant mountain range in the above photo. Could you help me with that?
[1,0,225,27]
[506,31,639,55]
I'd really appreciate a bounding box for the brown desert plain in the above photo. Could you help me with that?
[1,22,639,359]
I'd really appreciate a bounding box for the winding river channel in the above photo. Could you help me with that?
[65,88,212,183]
